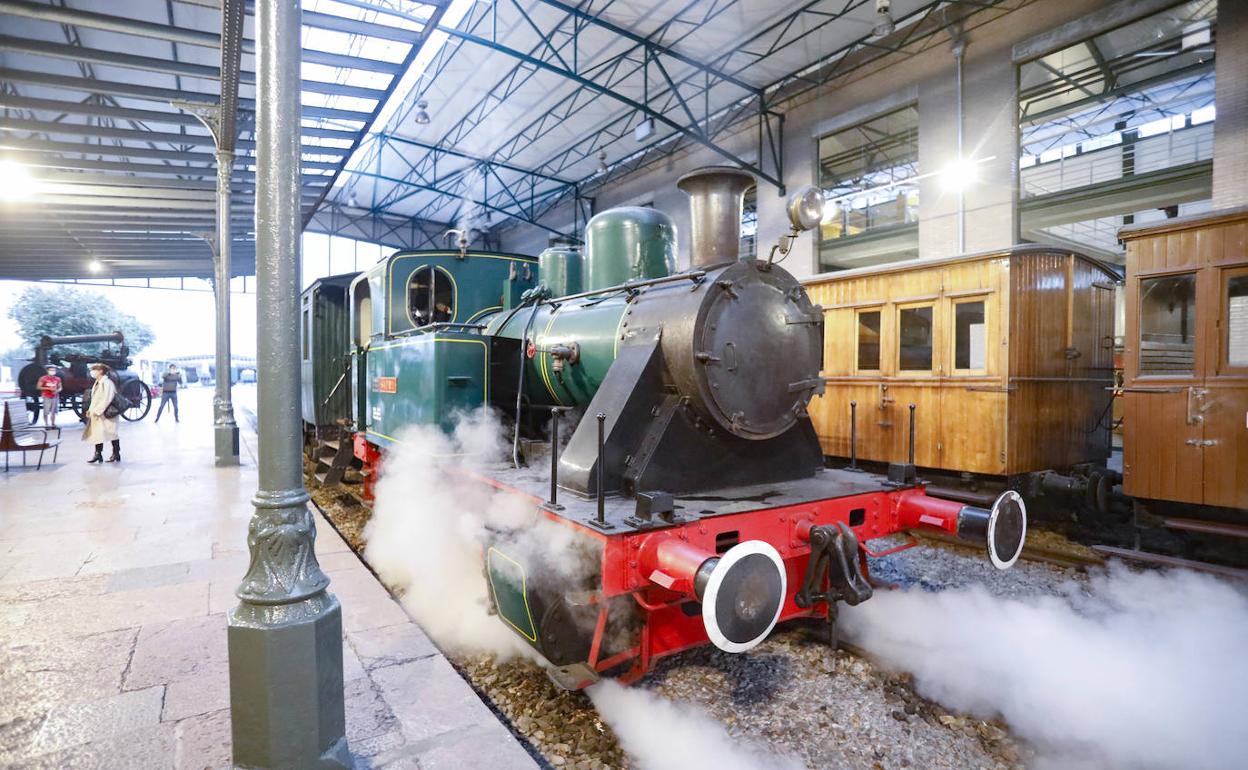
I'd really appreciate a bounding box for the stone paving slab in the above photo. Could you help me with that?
[1,388,540,769]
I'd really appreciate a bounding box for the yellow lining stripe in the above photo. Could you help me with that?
[486,547,538,642]
[465,305,502,324]
[538,303,565,406]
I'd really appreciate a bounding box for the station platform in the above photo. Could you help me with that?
[0,386,538,769]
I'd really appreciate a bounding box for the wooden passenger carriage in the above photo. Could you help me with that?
[803,246,1118,479]
[1119,208,1248,512]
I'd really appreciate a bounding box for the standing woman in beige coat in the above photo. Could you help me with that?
[83,363,121,464]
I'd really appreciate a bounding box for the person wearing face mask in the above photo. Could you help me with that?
[83,362,121,464]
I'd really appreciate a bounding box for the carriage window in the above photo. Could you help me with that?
[954,300,986,371]
[1139,274,1196,374]
[301,307,310,360]
[857,310,881,370]
[898,306,933,371]
[1227,273,1248,368]
[407,266,454,328]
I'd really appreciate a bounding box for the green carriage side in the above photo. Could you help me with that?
[300,273,359,438]
[349,250,539,448]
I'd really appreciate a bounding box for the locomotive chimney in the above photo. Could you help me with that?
[677,166,756,267]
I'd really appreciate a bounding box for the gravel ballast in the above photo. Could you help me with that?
[311,480,1086,770]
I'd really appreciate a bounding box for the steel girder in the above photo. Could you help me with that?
[0,0,455,280]
[0,35,396,92]
[304,201,450,251]
[0,68,374,122]
[0,1,410,74]
[302,0,451,227]
[346,133,588,239]
[361,0,1018,238]
[360,0,781,226]
[489,0,1018,228]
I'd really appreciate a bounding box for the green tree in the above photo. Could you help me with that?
[6,286,156,359]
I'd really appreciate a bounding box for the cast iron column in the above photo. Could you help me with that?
[213,148,241,466]
[227,0,350,766]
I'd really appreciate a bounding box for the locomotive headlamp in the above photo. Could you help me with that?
[786,185,824,232]
[765,185,825,267]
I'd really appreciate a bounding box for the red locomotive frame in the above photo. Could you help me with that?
[466,467,1017,687]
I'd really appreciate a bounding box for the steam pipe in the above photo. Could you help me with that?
[38,332,123,348]
[35,332,126,366]
[540,269,707,305]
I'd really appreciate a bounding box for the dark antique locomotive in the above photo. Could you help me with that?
[17,332,152,422]
[302,167,1028,686]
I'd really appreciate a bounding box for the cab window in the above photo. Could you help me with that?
[408,266,454,328]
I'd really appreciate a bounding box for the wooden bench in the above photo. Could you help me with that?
[1,398,61,471]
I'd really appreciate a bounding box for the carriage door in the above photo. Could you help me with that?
[1124,271,1204,504]
[1201,263,1248,509]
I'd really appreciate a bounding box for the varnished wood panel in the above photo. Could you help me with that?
[1120,207,1248,510]
[1202,383,1248,509]
[1121,391,1203,504]
[1006,252,1117,473]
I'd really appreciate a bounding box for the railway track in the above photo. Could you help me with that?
[913,530,1106,570]
[916,528,1248,580]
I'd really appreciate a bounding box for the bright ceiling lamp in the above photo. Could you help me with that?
[0,159,36,201]
[87,259,103,273]
[940,156,979,193]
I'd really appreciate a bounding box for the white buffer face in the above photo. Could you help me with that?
[987,490,1027,570]
[701,541,787,653]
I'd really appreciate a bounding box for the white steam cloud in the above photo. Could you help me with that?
[366,410,808,770]
[842,566,1248,770]
[364,409,556,657]
[588,681,805,770]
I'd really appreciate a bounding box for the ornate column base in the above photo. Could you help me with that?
[228,593,350,769]
[214,398,240,466]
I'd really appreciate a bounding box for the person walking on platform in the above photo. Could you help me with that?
[36,365,62,428]
[156,364,183,423]
[84,363,121,464]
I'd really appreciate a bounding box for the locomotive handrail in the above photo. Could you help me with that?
[544,269,709,305]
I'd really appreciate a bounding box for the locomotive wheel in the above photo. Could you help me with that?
[121,380,152,421]
[70,393,85,420]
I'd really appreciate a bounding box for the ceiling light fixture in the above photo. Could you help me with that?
[414,99,431,125]
[874,0,895,37]
[0,159,36,202]
[88,259,103,273]
[597,150,608,174]
[940,156,979,193]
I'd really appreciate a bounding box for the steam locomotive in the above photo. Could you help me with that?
[17,332,153,422]
[301,167,1027,687]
